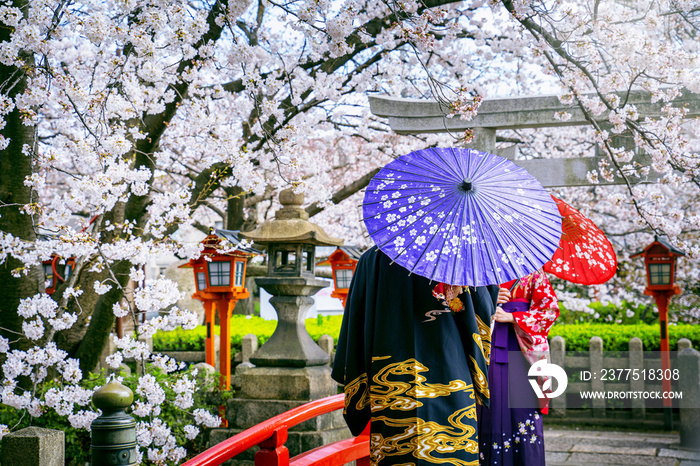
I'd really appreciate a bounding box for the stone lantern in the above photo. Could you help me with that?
[218,189,349,461]
[631,235,684,294]
[238,188,343,367]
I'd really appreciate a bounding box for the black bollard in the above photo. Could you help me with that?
[90,380,138,465]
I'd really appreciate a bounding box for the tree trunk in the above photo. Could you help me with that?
[226,186,245,231]
[0,8,42,352]
[71,260,131,373]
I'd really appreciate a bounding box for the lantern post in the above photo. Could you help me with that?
[179,229,260,390]
[631,235,685,429]
[315,246,361,308]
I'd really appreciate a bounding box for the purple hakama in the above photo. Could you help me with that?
[477,301,545,466]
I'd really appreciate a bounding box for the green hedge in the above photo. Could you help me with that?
[153,315,699,354]
[153,315,343,355]
[549,323,700,351]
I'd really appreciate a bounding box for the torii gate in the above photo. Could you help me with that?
[368,89,700,187]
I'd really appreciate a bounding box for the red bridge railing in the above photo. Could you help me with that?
[181,394,370,466]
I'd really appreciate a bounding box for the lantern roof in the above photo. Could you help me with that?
[239,188,343,248]
[631,235,686,258]
[211,229,264,255]
[179,229,262,269]
[316,246,364,266]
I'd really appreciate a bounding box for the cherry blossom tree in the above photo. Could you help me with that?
[0,0,501,460]
[1,0,699,461]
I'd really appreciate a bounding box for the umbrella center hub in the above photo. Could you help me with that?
[562,216,585,241]
[460,180,473,192]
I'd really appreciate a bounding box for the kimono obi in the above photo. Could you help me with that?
[500,300,529,313]
[491,300,529,363]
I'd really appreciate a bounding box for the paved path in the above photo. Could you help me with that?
[544,427,700,466]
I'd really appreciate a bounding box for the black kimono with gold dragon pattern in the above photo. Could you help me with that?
[332,247,498,466]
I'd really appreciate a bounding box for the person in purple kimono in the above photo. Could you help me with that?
[477,269,560,466]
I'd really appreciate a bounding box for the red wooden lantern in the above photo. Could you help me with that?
[43,255,76,295]
[631,236,684,294]
[180,229,261,391]
[631,235,685,428]
[316,247,361,308]
[190,236,250,297]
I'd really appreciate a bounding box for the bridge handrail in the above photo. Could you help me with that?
[181,394,348,466]
[289,433,370,466]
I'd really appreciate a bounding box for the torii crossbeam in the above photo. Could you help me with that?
[368,89,700,188]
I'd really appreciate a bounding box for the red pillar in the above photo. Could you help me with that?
[216,296,235,429]
[652,290,675,429]
[218,296,237,390]
[653,293,673,405]
[203,300,216,368]
[254,428,289,466]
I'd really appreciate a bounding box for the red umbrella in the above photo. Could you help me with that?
[544,196,617,285]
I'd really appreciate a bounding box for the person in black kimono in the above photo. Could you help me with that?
[332,246,499,466]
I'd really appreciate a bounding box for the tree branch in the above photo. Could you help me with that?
[306,167,381,217]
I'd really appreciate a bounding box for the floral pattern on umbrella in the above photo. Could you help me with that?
[362,147,562,286]
[544,196,617,285]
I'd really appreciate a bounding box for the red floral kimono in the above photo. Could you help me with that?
[502,269,560,413]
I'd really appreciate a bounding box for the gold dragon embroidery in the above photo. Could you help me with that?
[365,357,479,465]
[370,359,471,412]
[370,405,479,466]
[344,372,370,414]
[475,314,491,364]
[468,355,490,404]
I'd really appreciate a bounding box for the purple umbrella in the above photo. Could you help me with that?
[362,147,562,286]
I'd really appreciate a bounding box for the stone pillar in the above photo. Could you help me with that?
[192,362,217,381]
[318,334,334,365]
[678,338,692,351]
[629,337,645,418]
[241,334,258,364]
[549,336,566,416]
[678,348,700,450]
[1,427,64,466]
[589,336,606,415]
